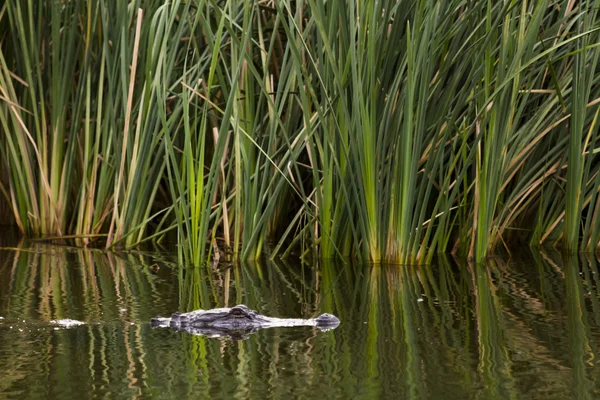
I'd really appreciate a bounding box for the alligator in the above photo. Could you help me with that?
[150,304,340,339]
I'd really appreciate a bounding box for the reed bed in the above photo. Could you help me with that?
[1,0,600,264]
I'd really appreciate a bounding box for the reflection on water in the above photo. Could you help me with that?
[1,241,600,399]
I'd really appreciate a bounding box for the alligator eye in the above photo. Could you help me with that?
[230,308,245,317]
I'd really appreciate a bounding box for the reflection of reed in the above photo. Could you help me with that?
[0,242,169,398]
[470,252,600,399]
[392,265,424,399]
[2,244,600,398]
[172,258,350,397]
[317,253,600,399]
[469,260,515,399]
[563,253,593,400]
[366,266,381,397]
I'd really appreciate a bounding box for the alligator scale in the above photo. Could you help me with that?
[151,304,340,339]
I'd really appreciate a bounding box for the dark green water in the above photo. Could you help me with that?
[1,242,600,399]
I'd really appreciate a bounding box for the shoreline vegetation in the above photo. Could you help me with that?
[1,0,600,264]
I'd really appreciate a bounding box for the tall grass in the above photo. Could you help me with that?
[1,0,600,264]
[0,0,172,248]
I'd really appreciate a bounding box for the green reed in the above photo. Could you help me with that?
[2,0,600,264]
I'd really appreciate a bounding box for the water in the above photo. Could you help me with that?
[0,241,600,399]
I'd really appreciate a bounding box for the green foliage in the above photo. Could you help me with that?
[2,0,600,264]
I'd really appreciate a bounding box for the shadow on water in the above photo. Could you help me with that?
[1,240,600,399]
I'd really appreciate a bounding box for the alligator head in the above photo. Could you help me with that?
[151,304,340,339]
[170,304,266,329]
